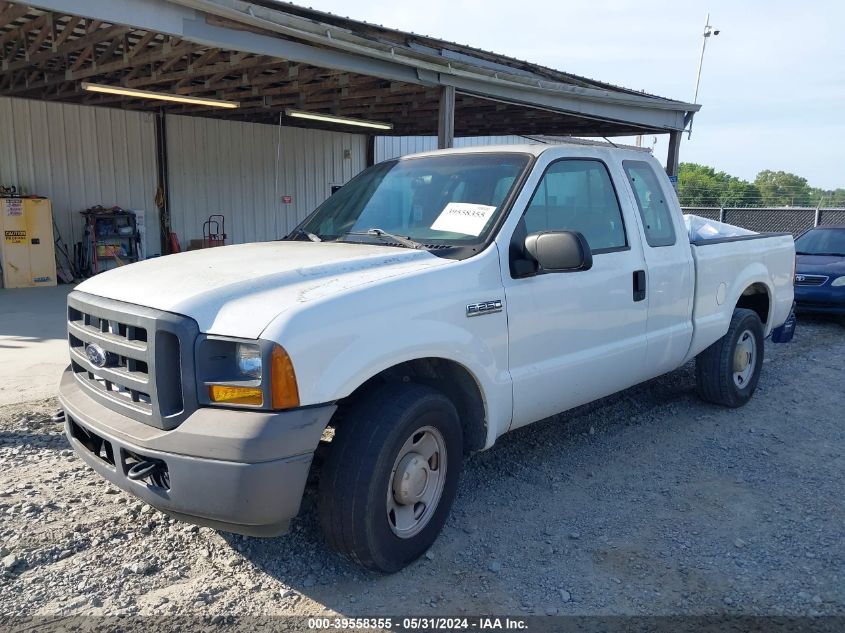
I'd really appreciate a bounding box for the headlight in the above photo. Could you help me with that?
[832,276,845,287]
[197,337,299,410]
[236,343,262,379]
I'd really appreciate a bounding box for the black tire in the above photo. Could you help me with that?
[696,308,765,408]
[317,382,463,572]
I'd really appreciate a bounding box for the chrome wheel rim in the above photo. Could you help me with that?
[732,329,757,389]
[386,425,447,539]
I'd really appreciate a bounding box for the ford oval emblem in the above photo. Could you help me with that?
[85,343,108,368]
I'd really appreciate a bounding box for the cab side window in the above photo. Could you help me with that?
[522,159,627,252]
[623,160,676,247]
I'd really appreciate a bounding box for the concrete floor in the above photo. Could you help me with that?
[0,284,74,407]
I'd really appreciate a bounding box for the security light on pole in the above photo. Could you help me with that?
[688,13,720,139]
[694,14,720,105]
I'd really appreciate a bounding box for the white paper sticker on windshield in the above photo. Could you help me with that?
[430,203,497,236]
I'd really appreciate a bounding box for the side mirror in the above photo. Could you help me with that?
[524,231,592,272]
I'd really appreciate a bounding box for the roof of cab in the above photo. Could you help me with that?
[402,142,657,161]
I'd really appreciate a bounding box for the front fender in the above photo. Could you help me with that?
[261,248,513,448]
[320,324,510,449]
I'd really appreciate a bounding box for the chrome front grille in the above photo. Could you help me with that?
[67,291,199,430]
[794,274,828,286]
[68,309,152,414]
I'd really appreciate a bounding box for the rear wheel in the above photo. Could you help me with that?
[696,308,764,407]
[318,382,463,572]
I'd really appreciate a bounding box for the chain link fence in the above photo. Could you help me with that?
[681,207,845,237]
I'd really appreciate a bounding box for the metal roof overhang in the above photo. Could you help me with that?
[0,0,700,137]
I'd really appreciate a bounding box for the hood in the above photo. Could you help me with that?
[76,241,452,338]
[795,253,845,276]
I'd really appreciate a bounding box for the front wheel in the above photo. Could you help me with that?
[317,383,463,572]
[696,308,765,407]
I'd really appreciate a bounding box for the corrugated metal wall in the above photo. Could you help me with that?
[0,97,159,256]
[374,135,537,162]
[166,115,367,245]
[1,99,541,260]
[0,97,369,259]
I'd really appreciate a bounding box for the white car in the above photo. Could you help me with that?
[59,144,795,572]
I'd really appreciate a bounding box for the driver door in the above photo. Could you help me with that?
[502,158,650,428]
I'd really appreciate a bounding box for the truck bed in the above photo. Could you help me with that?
[685,232,795,361]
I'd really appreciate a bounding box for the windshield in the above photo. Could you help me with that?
[795,228,845,256]
[296,153,531,246]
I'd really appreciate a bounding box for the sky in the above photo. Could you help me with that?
[301,0,845,190]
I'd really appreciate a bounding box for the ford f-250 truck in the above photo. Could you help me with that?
[58,144,795,572]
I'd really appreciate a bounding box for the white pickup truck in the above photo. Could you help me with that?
[59,144,795,572]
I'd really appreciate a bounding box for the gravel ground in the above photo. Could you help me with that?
[0,316,843,618]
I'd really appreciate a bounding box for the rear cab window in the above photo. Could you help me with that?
[623,160,676,247]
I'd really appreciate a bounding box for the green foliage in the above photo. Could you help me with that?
[809,187,845,207]
[677,163,760,207]
[828,189,845,206]
[677,163,842,208]
[754,170,812,206]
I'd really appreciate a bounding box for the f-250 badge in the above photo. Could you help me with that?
[466,299,503,317]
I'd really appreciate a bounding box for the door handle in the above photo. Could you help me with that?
[633,269,646,302]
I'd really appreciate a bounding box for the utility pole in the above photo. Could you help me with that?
[688,13,719,139]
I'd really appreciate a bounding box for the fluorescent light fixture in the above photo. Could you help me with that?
[285,108,393,130]
[81,82,239,109]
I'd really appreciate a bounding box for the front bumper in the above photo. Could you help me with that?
[794,285,845,315]
[59,367,336,536]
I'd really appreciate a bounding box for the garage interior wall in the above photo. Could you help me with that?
[0,97,159,257]
[374,135,540,162]
[166,115,367,246]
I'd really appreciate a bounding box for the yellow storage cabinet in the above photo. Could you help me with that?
[1,197,57,288]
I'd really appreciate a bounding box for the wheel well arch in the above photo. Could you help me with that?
[736,282,771,327]
[330,357,487,454]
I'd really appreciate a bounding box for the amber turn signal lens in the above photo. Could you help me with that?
[208,385,263,406]
[270,344,299,409]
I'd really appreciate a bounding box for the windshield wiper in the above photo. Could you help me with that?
[343,228,424,250]
[290,228,322,242]
[798,251,845,257]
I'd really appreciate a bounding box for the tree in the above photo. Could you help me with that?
[754,170,812,207]
[677,164,842,208]
[677,163,720,206]
[722,178,762,208]
[677,163,761,207]
[809,187,845,207]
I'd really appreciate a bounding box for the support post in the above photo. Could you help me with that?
[365,134,375,167]
[437,85,455,149]
[154,110,171,255]
[666,131,681,179]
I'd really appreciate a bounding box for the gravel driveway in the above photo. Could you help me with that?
[1,316,843,618]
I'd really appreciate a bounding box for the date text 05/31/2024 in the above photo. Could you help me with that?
[307,617,528,630]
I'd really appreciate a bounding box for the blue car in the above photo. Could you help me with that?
[793,226,845,315]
